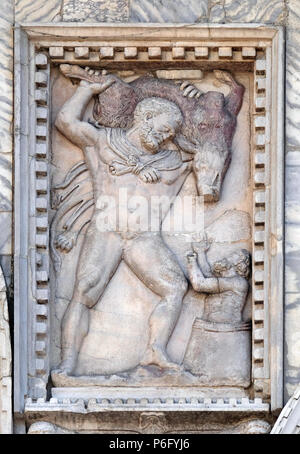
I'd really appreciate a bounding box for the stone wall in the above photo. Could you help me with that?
[0,265,11,433]
[284,0,300,402]
[62,0,287,24]
[0,0,300,433]
[0,2,13,292]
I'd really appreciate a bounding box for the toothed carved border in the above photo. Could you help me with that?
[32,52,51,396]
[25,396,270,413]
[14,23,284,415]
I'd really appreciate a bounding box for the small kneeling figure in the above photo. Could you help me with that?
[184,239,251,386]
[186,240,250,324]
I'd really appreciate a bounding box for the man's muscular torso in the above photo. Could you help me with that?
[84,127,192,224]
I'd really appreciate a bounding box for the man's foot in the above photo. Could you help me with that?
[140,346,182,371]
[52,357,76,377]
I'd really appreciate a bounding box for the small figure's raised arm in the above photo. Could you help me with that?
[55,74,115,149]
[187,251,219,293]
[192,238,213,278]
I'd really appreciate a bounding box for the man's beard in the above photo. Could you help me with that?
[140,123,163,153]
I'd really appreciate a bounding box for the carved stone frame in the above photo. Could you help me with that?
[14,23,284,418]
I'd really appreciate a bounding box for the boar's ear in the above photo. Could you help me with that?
[93,96,102,122]
[174,133,198,154]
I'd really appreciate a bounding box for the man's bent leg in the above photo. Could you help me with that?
[58,229,123,375]
[124,234,188,370]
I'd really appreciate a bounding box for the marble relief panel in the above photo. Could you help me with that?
[49,63,252,390]
[14,25,284,414]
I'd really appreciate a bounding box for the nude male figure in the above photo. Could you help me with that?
[186,239,250,324]
[54,75,194,375]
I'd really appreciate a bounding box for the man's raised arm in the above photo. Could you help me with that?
[55,78,115,149]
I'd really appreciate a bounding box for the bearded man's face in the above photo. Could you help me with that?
[139,112,178,153]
